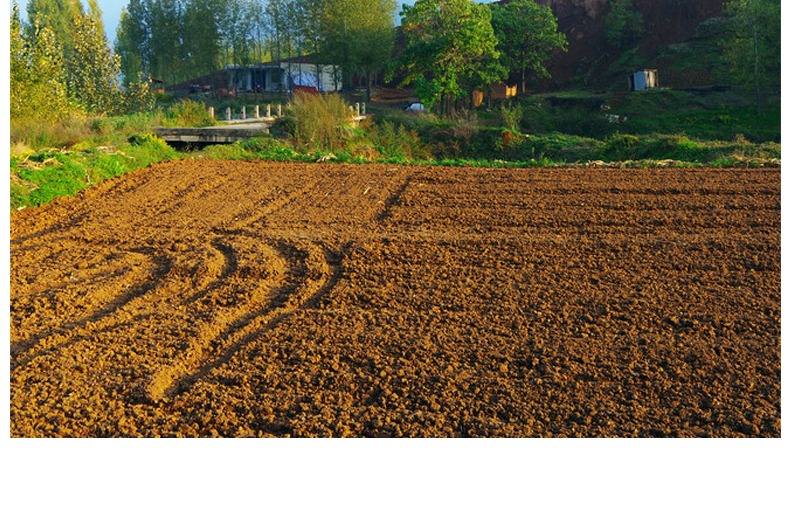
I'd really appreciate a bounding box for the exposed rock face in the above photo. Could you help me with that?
[528,0,727,88]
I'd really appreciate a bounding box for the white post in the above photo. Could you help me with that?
[277,104,282,117]
[266,104,272,118]
[226,107,232,121]
[361,102,366,116]
[242,106,247,119]
[355,102,360,117]
[208,107,215,119]
[255,105,260,119]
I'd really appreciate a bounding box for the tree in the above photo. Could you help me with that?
[399,0,501,114]
[115,0,150,86]
[320,0,397,98]
[266,0,299,63]
[148,0,183,84]
[181,0,223,76]
[603,0,643,49]
[25,0,83,56]
[68,0,122,114]
[219,0,258,66]
[490,0,567,94]
[11,2,72,122]
[721,0,781,113]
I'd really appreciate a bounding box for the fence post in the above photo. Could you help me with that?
[226,107,232,121]
[277,104,282,117]
[208,107,215,119]
[255,105,260,119]
[355,103,360,117]
[242,106,247,119]
[361,102,366,116]
[266,104,271,118]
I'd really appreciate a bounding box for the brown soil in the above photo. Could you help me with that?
[10,160,780,437]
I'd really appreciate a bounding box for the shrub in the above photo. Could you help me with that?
[602,133,640,160]
[157,99,215,128]
[290,92,354,152]
[499,102,523,132]
[367,119,432,161]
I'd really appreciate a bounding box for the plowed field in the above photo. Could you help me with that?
[10,161,780,437]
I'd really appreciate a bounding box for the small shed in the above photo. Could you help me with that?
[629,69,659,91]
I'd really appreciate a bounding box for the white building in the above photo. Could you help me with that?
[629,69,659,91]
[225,58,342,94]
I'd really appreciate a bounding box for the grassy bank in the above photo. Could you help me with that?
[9,90,781,211]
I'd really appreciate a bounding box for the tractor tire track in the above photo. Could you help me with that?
[145,239,344,402]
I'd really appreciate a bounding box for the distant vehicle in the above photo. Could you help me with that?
[405,102,427,112]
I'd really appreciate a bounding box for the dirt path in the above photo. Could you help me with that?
[10,161,780,437]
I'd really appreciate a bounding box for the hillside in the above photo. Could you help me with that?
[531,0,727,90]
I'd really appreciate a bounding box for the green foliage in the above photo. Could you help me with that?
[67,3,122,115]
[121,74,157,114]
[721,0,781,111]
[601,133,640,160]
[499,102,523,132]
[319,0,397,94]
[289,92,355,152]
[413,76,442,113]
[25,0,83,57]
[366,120,432,161]
[10,133,176,210]
[604,0,643,48]
[116,0,274,87]
[12,1,150,120]
[11,17,73,123]
[399,0,502,114]
[157,100,217,127]
[490,0,567,92]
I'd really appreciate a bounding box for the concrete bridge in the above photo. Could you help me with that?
[154,103,366,145]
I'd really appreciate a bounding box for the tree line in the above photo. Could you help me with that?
[113,0,568,111]
[11,0,153,121]
[9,0,780,123]
[115,0,399,94]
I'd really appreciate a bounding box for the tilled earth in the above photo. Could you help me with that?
[10,161,780,437]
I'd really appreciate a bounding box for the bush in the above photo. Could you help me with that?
[499,132,603,163]
[602,133,640,160]
[499,102,523,132]
[10,116,93,150]
[366,119,432,161]
[290,92,354,152]
[157,99,216,127]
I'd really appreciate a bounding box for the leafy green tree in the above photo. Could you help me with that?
[181,0,225,75]
[219,0,258,66]
[148,0,183,84]
[399,0,500,114]
[10,3,28,118]
[722,0,781,113]
[115,0,150,86]
[603,0,643,48]
[490,0,567,93]
[68,1,122,114]
[25,0,83,56]
[320,0,397,98]
[266,0,299,62]
[11,2,72,122]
